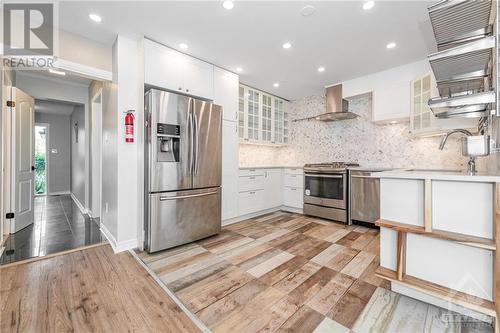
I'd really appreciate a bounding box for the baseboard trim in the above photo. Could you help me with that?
[48,191,71,196]
[222,207,281,226]
[70,193,87,215]
[100,223,138,253]
[222,206,304,226]
[280,206,303,214]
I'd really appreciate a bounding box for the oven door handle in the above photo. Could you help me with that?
[305,173,344,178]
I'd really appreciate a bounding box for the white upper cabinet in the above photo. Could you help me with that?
[343,60,431,124]
[144,39,214,100]
[182,56,214,100]
[238,84,289,145]
[214,67,239,121]
[410,73,477,135]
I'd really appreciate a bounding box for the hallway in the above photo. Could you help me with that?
[0,195,103,265]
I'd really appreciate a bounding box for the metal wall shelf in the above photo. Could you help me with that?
[428,0,494,50]
[428,90,495,118]
[429,36,495,97]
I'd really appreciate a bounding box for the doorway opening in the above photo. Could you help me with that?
[1,70,107,264]
[34,124,48,196]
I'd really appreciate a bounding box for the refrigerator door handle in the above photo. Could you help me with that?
[159,190,218,201]
[187,99,194,175]
[193,109,199,175]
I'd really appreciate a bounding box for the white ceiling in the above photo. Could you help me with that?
[35,99,78,116]
[58,1,436,100]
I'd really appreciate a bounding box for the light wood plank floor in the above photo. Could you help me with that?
[0,244,201,333]
[137,212,494,333]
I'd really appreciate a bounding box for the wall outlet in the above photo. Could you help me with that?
[105,202,109,213]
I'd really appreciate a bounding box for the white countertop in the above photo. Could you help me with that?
[239,166,303,169]
[372,169,500,183]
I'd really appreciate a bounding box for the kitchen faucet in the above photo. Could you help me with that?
[439,129,476,174]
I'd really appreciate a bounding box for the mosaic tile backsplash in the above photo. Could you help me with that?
[240,93,484,171]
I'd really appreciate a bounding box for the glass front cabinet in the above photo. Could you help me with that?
[238,84,289,145]
[410,73,477,135]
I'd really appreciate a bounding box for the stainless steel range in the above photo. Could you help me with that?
[303,162,359,223]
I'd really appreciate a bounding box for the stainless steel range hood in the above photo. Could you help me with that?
[315,84,358,121]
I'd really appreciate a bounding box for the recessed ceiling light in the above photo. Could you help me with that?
[282,42,292,49]
[48,68,66,76]
[273,82,280,88]
[317,67,325,73]
[222,1,234,10]
[362,1,375,10]
[88,13,102,22]
[179,43,188,50]
[386,42,397,49]
[301,5,316,16]
[236,67,243,72]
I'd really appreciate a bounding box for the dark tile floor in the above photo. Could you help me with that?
[0,195,104,265]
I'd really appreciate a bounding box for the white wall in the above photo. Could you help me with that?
[89,81,103,218]
[239,93,477,171]
[71,106,86,205]
[100,35,142,251]
[101,80,118,238]
[59,29,112,72]
[35,111,71,194]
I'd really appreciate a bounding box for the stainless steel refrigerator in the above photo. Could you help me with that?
[144,89,222,253]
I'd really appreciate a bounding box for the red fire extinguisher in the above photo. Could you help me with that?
[125,110,135,143]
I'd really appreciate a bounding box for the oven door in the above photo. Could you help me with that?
[304,173,346,209]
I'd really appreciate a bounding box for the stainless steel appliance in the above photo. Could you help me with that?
[303,162,358,223]
[144,89,222,253]
[349,170,381,226]
[314,85,359,122]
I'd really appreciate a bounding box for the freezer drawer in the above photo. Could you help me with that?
[147,187,221,252]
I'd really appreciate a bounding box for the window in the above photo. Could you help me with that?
[239,84,289,145]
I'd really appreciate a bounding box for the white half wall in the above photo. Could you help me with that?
[101,35,143,252]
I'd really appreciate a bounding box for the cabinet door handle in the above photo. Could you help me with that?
[249,191,255,194]
[249,176,255,180]
[186,89,190,92]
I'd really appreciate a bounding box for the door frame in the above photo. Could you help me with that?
[34,122,50,197]
[90,88,102,219]
[2,62,111,236]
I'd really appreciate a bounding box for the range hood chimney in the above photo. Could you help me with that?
[315,84,359,121]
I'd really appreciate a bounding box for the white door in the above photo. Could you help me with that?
[12,88,35,233]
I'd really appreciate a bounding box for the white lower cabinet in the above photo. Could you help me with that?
[283,186,303,208]
[263,169,283,210]
[234,167,302,219]
[221,121,239,220]
[238,190,264,216]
